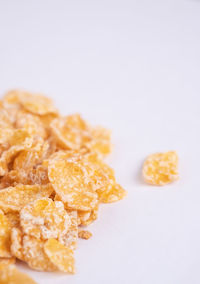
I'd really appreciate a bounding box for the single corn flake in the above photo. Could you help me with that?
[0,264,37,284]
[142,151,179,186]
[44,238,75,273]
[0,129,34,176]
[78,230,92,240]
[20,198,71,240]
[48,153,98,211]
[0,184,53,212]
[3,90,58,116]
[50,114,92,150]
[21,93,58,116]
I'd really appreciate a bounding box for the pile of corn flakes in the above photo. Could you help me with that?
[0,90,126,282]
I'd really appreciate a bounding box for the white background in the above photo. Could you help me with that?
[0,0,200,283]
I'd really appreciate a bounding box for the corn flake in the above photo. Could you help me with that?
[20,198,71,240]
[0,184,53,212]
[50,114,92,150]
[44,238,75,273]
[3,90,58,116]
[88,126,112,155]
[143,151,179,185]
[48,153,98,211]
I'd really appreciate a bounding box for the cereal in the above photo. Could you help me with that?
[20,198,71,240]
[15,110,47,139]
[10,228,23,260]
[50,114,91,150]
[88,126,112,155]
[44,238,75,273]
[22,235,57,271]
[78,229,92,240]
[0,184,53,212]
[21,93,58,116]
[0,105,13,129]
[143,151,179,185]
[0,90,126,277]
[0,264,37,284]
[3,90,58,116]
[78,204,99,226]
[60,210,78,250]
[5,212,20,228]
[48,153,98,211]
[0,210,11,257]
[97,183,127,203]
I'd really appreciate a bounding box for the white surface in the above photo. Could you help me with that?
[0,0,200,283]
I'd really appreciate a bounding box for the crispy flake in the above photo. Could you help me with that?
[20,198,71,240]
[44,238,75,273]
[143,151,179,185]
[0,184,53,212]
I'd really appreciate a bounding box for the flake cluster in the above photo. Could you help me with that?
[0,90,126,281]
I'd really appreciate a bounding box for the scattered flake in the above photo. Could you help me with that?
[78,229,92,240]
[44,238,75,273]
[0,184,53,212]
[143,151,179,185]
